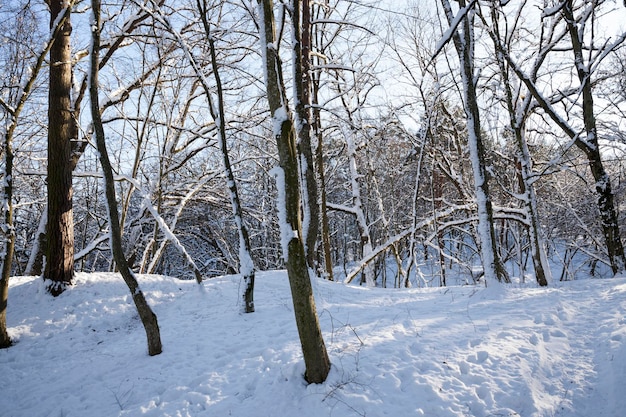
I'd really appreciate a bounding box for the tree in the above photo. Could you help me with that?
[89,0,162,356]
[291,0,320,272]
[314,2,386,286]
[562,0,625,274]
[45,0,76,295]
[197,0,255,312]
[1,1,75,348]
[484,1,551,286]
[501,0,626,275]
[437,0,510,284]
[25,1,160,276]
[257,0,330,383]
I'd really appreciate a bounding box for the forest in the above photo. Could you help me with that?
[1,0,626,385]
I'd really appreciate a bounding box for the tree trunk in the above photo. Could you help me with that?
[310,2,333,281]
[563,0,626,275]
[202,8,255,312]
[45,0,75,296]
[432,168,447,287]
[0,129,15,348]
[90,0,162,356]
[312,96,334,281]
[292,0,320,271]
[25,211,47,276]
[346,129,376,286]
[0,2,75,347]
[258,0,330,383]
[440,0,509,284]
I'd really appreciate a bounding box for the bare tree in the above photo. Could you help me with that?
[197,0,255,312]
[562,0,625,274]
[257,0,330,383]
[25,2,164,276]
[291,0,320,272]
[483,1,551,286]
[501,0,626,275]
[89,0,162,356]
[437,0,510,284]
[310,0,337,281]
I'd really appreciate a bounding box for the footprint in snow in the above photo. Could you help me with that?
[467,350,489,364]
[550,329,567,338]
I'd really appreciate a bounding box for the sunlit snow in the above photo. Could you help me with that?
[1,272,625,417]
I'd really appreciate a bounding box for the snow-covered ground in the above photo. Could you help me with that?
[1,271,625,417]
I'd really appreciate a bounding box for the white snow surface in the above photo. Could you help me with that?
[1,272,625,417]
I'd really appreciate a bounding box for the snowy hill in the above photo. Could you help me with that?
[1,272,625,417]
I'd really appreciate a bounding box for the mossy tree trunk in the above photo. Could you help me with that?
[258,0,331,383]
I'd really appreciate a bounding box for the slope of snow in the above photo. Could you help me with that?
[1,272,625,417]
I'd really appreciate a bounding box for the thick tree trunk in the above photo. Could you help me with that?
[258,0,330,383]
[0,2,74,347]
[90,0,162,356]
[45,0,75,296]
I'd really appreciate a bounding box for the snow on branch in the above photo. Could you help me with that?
[432,0,478,63]
[345,204,470,284]
[310,19,376,35]
[326,202,359,215]
[121,174,203,281]
[130,0,219,118]
[74,234,110,261]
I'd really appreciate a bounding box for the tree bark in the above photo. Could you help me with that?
[45,0,75,296]
[0,129,15,348]
[258,0,330,383]
[90,0,162,356]
[0,2,75,347]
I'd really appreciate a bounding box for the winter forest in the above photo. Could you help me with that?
[1,0,626,413]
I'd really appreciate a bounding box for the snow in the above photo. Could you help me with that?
[2,272,625,417]
[435,0,477,59]
[272,106,289,137]
[269,166,292,263]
